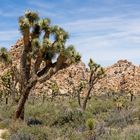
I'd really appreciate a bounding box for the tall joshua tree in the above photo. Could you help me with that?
[12,11,81,120]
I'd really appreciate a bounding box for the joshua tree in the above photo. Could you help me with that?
[82,59,105,110]
[1,71,13,104]
[76,80,86,107]
[9,11,80,120]
[50,80,60,101]
[0,48,17,104]
[0,47,11,64]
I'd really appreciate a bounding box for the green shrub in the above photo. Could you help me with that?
[0,105,16,120]
[52,108,84,127]
[9,132,34,140]
[0,119,11,129]
[105,110,136,128]
[87,98,114,115]
[122,125,140,140]
[10,126,48,140]
[86,118,96,130]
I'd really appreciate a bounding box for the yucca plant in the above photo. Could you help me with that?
[12,10,81,120]
[82,59,105,110]
[0,47,11,64]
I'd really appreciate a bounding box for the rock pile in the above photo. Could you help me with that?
[95,60,140,95]
[0,40,140,96]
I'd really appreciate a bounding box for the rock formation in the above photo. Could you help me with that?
[95,60,140,95]
[0,40,140,96]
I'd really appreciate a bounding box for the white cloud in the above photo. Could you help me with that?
[0,30,19,42]
[28,0,55,9]
[62,15,140,66]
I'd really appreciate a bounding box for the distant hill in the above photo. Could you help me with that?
[95,60,140,95]
[0,40,140,96]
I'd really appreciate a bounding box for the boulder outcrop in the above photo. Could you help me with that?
[0,40,140,96]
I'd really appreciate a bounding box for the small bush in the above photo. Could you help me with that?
[105,110,136,128]
[122,125,140,140]
[86,118,96,130]
[0,105,16,120]
[27,118,43,126]
[87,98,114,115]
[52,108,84,127]
[9,132,34,140]
[0,119,10,129]
[10,125,48,140]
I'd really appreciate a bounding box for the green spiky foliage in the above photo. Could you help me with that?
[0,71,12,104]
[50,80,59,100]
[88,58,105,80]
[15,10,81,120]
[0,70,18,104]
[86,118,97,130]
[0,47,11,64]
[82,58,105,110]
[77,80,86,107]
[1,71,12,89]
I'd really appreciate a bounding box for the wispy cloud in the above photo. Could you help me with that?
[28,0,56,9]
[0,30,19,41]
[62,14,140,66]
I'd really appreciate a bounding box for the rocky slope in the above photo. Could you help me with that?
[95,60,140,95]
[0,40,140,96]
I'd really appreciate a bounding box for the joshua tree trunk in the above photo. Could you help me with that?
[77,91,81,107]
[15,79,37,120]
[82,86,93,110]
[130,93,134,102]
[5,97,8,105]
[15,89,30,120]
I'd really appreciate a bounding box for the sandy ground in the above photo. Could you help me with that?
[0,129,7,140]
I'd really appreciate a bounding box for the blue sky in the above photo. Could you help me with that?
[0,0,140,66]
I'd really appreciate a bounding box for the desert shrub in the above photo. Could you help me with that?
[105,109,138,128]
[101,132,121,140]
[10,125,48,140]
[105,112,128,128]
[25,101,59,126]
[68,98,79,109]
[27,118,43,126]
[9,132,34,140]
[122,125,140,140]
[54,125,84,140]
[87,97,114,115]
[0,105,16,120]
[52,108,84,127]
[86,118,96,130]
[0,119,11,129]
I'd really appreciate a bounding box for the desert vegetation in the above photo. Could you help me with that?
[0,11,140,140]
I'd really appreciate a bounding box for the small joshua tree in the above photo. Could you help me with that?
[0,47,11,64]
[10,10,80,120]
[85,118,97,140]
[1,71,13,104]
[82,59,105,110]
[0,48,18,104]
[76,80,86,107]
[50,80,60,101]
